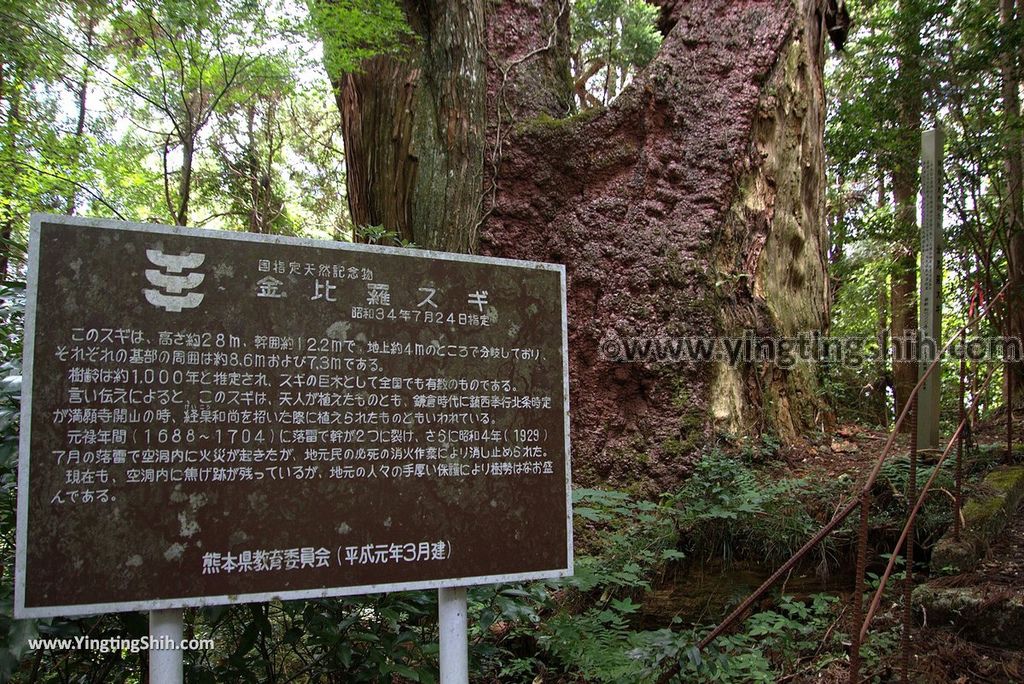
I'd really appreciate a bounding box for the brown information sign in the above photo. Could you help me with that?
[15,215,571,618]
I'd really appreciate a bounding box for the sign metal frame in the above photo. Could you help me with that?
[15,213,573,619]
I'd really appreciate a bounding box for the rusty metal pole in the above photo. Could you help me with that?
[849,491,871,684]
[902,383,919,683]
[955,327,965,540]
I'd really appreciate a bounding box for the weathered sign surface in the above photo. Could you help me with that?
[16,215,571,617]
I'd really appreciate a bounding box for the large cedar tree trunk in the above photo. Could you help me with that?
[333,0,832,491]
[333,0,489,251]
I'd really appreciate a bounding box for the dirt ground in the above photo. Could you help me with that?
[909,508,1024,683]
[762,413,1024,683]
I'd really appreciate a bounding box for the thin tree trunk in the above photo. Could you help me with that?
[1001,0,1024,399]
[889,0,924,431]
[177,136,194,226]
[0,92,20,280]
[66,10,97,215]
[890,259,917,425]
[247,104,260,233]
[877,271,891,427]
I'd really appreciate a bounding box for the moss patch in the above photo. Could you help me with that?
[515,108,604,139]
[912,585,1024,649]
[931,465,1024,574]
[660,436,691,460]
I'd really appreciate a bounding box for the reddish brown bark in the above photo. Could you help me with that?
[66,7,97,216]
[480,0,831,487]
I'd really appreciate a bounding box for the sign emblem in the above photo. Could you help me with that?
[143,249,206,312]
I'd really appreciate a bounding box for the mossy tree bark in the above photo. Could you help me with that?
[332,0,834,490]
[332,0,488,251]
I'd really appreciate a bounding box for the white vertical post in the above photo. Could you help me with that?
[918,128,944,451]
[438,587,468,684]
[148,608,184,684]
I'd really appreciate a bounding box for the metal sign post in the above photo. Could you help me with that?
[149,608,184,684]
[438,587,468,683]
[918,128,944,450]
